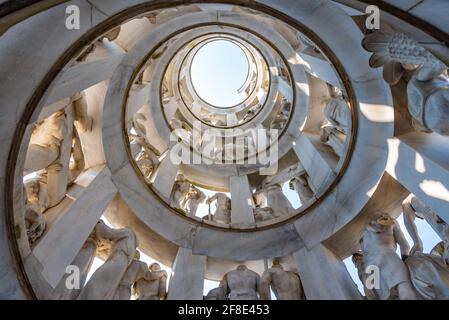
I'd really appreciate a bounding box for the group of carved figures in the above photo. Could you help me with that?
[23,93,92,245]
[169,171,315,224]
[205,261,305,300]
[353,194,449,300]
[53,220,167,300]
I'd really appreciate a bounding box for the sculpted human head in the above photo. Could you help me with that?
[272,259,283,270]
[149,263,161,272]
[24,179,40,203]
[352,252,364,267]
[236,265,247,271]
[373,213,394,227]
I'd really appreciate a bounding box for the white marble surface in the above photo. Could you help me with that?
[167,248,206,300]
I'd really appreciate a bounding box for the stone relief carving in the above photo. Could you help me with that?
[221,265,261,300]
[134,263,168,300]
[362,32,449,136]
[206,193,231,224]
[360,214,417,300]
[260,260,305,300]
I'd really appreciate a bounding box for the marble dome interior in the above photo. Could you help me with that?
[0,0,449,301]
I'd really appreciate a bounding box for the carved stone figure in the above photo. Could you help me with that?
[24,111,67,175]
[254,207,275,223]
[113,252,148,300]
[352,252,379,300]
[401,194,449,299]
[271,110,289,130]
[204,285,227,300]
[407,68,449,136]
[170,118,192,143]
[256,182,293,217]
[402,194,447,250]
[221,265,261,300]
[320,98,350,157]
[171,174,192,212]
[289,173,314,204]
[132,113,148,138]
[51,228,98,300]
[24,207,46,244]
[206,193,231,224]
[360,214,417,300]
[24,179,50,214]
[183,185,206,217]
[134,263,168,300]
[73,93,93,133]
[405,253,449,300]
[260,260,304,300]
[78,221,137,300]
[68,132,85,186]
[129,134,160,179]
[204,113,225,127]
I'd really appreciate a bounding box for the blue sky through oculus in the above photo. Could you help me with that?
[191,40,249,108]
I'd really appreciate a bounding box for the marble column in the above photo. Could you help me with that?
[167,248,206,300]
[293,244,362,300]
[31,166,117,288]
[229,175,256,227]
[293,134,335,194]
[387,133,449,224]
[151,156,180,202]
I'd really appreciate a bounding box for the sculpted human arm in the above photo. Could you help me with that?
[259,271,272,300]
[220,275,229,298]
[402,197,423,255]
[393,220,411,260]
[159,273,167,300]
[206,194,218,205]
